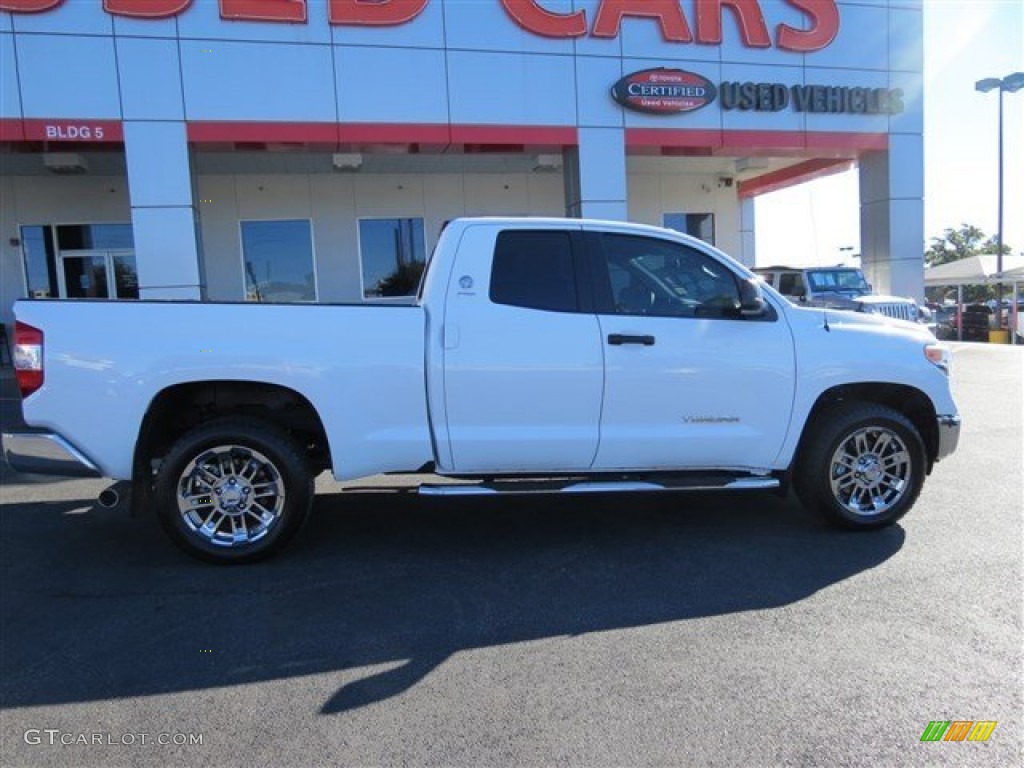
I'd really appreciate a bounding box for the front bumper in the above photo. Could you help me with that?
[2,432,102,477]
[935,415,961,461]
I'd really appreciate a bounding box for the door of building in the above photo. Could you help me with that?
[56,249,138,299]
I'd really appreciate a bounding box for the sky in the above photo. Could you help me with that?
[754,0,1024,267]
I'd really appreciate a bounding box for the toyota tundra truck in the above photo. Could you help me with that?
[3,218,960,563]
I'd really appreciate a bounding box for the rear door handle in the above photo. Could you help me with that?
[608,334,655,346]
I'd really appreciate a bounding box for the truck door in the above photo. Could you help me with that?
[587,231,795,471]
[441,224,604,473]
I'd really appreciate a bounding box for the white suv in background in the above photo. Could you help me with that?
[754,265,923,323]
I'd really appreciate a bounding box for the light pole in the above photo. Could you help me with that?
[975,72,1024,335]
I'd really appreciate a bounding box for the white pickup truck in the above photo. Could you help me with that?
[4,218,960,563]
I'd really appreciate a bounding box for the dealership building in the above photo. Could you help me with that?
[0,0,923,321]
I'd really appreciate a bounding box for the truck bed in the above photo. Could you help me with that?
[14,300,433,480]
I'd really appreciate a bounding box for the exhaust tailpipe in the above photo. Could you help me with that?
[98,485,121,508]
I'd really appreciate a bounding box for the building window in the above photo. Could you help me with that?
[359,218,427,299]
[241,219,316,303]
[20,226,58,298]
[56,223,134,251]
[22,223,137,300]
[663,213,715,245]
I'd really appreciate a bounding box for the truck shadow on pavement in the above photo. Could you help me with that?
[0,488,904,714]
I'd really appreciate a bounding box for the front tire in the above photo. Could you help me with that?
[154,418,313,563]
[794,403,925,530]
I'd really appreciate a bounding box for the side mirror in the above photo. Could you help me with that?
[739,277,766,317]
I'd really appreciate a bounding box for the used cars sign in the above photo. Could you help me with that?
[611,68,717,115]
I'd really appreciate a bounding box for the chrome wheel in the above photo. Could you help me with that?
[828,426,911,517]
[176,444,286,548]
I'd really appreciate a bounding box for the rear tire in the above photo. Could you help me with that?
[794,403,925,530]
[153,418,313,563]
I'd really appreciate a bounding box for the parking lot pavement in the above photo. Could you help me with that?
[0,344,1021,768]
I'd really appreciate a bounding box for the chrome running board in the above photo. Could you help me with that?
[418,475,779,497]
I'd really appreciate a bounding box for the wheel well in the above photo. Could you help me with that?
[133,381,330,478]
[800,383,939,469]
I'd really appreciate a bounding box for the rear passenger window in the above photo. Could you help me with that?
[490,230,578,312]
[778,273,802,296]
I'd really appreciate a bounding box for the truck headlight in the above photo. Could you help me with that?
[924,343,951,375]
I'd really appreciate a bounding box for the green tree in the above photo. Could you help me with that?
[924,224,1013,303]
[924,223,1011,267]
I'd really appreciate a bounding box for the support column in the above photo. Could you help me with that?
[123,122,203,300]
[563,127,627,221]
[738,197,756,267]
[858,136,924,300]
[859,7,924,300]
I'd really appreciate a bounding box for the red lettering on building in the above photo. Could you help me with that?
[0,0,63,12]
[777,0,839,52]
[329,0,428,26]
[499,0,586,38]
[104,0,192,19]
[593,0,692,42]
[695,0,770,47]
[0,0,842,53]
[221,0,306,22]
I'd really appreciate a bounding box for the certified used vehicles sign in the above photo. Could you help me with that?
[611,68,717,115]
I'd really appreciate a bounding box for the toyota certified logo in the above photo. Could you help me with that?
[611,68,717,115]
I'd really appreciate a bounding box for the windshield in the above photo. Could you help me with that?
[807,269,869,293]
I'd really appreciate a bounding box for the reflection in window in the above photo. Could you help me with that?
[663,213,715,245]
[112,254,139,299]
[807,270,869,293]
[359,218,426,299]
[241,220,316,303]
[56,223,134,251]
[601,234,739,319]
[61,254,110,299]
[20,226,58,298]
[20,224,137,301]
[778,273,803,296]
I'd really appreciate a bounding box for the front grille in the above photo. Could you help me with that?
[874,303,915,321]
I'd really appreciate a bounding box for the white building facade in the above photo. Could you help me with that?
[0,0,923,320]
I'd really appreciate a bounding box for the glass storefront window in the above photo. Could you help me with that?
[241,219,317,303]
[664,213,716,246]
[56,223,134,251]
[21,223,137,300]
[359,218,427,299]
[20,226,58,298]
[112,253,140,299]
[60,254,110,299]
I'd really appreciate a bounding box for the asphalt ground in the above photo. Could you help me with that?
[0,343,1021,768]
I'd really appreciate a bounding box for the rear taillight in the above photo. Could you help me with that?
[13,321,44,398]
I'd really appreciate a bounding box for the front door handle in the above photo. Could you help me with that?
[608,334,655,346]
